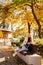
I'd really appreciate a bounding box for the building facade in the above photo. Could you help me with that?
[0,22,12,45]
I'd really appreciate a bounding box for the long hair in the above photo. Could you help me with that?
[28,37,32,42]
[27,34,32,43]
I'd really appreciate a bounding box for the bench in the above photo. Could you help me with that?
[13,44,41,65]
[17,53,41,65]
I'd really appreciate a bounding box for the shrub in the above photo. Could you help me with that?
[34,38,43,55]
[34,38,43,45]
[11,37,25,46]
[11,41,22,46]
[37,44,43,55]
[20,37,25,43]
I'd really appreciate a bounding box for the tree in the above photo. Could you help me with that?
[13,23,28,37]
[0,0,43,38]
[12,0,43,38]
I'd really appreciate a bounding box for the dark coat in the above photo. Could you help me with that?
[24,44,37,54]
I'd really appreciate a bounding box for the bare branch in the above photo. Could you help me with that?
[34,4,43,10]
[24,3,31,7]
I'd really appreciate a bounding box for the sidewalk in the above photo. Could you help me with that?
[0,46,42,65]
[0,49,27,65]
[0,56,27,65]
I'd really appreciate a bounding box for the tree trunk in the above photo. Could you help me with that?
[38,25,41,38]
[28,22,30,33]
[31,3,41,38]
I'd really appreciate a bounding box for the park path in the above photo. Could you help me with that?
[0,56,27,65]
[0,46,42,65]
[0,49,27,65]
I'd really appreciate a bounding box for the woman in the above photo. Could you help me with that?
[18,34,34,54]
[13,33,36,56]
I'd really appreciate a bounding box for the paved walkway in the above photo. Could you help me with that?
[0,50,27,65]
[0,46,42,65]
[0,56,27,65]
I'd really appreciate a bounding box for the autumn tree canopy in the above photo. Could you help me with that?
[0,0,43,38]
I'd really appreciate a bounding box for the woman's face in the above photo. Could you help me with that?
[27,42,31,44]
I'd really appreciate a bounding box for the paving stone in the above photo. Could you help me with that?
[0,50,28,65]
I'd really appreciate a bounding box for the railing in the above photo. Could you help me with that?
[0,25,12,32]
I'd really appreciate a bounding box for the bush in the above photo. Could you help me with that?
[34,38,43,45]
[11,41,22,46]
[20,37,25,43]
[11,37,25,46]
[37,44,43,55]
[34,38,43,55]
